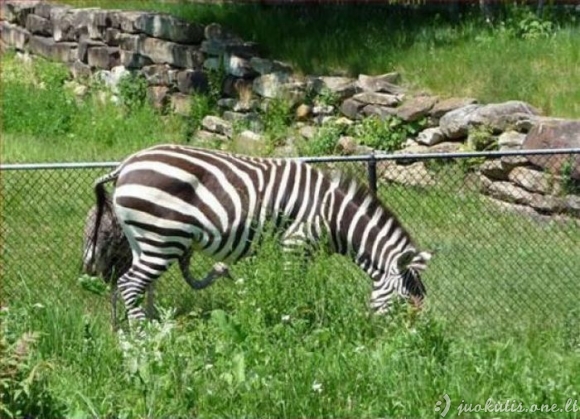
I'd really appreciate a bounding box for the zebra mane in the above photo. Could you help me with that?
[329,171,417,246]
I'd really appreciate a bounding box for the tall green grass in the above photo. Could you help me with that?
[3,158,580,416]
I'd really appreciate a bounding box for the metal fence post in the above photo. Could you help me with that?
[367,151,377,195]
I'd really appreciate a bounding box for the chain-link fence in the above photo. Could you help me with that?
[1,149,579,334]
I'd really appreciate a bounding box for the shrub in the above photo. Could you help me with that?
[352,116,423,152]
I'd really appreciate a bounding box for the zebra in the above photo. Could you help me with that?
[89,144,432,323]
[82,190,229,328]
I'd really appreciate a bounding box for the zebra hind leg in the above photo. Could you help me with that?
[117,257,172,325]
[178,247,231,290]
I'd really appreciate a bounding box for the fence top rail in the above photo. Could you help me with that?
[1,148,579,171]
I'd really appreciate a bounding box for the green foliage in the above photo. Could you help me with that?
[2,56,75,137]
[352,116,424,152]
[496,5,556,40]
[559,158,580,195]
[313,86,341,108]
[466,124,497,151]
[116,72,149,112]
[260,97,294,148]
[301,121,346,156]
[0,308,64,418]
[184,94,216,140]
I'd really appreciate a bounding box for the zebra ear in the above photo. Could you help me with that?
[397,250,432,272]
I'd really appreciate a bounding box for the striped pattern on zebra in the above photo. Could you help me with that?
[90,144,431,321]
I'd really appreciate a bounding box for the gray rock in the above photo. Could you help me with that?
[337,136,358,155]
[69,59,92,79]
[138,37,204,69]
[310,76,361,100]
[87,46,120,70]
[1,0,39,26]
[508,166,554,195]
[176,69,208,94]
[498,130,526,150]
[523,120,580,180]
[28,35,77,62]
[357,72,401,92]
[170,92,191,116]
[500,155,530,171]
[352,91,400,107]
[252,72,293,99]
[225,54,256,78]
[439,104,482,139]
[222,111,263,132]
[298,125,318,140]
[196,130,229,143]
[147,85,170,110]
[217,98,237,109]
[429,97,478,119]
[0,21,30,50]
[480,159,509,181]
[250,57,293,75]
[141,64,177,86]
[96,65,130,93]
[312,105,335,116]
[565,195,580,217]
[340,98,365,120]
[116,33,144,51]
[202,115,233,137]
[380,161,436,188]
[120,50,153,69]
[103,27,122,46]
[416,127,445,146]
[25,14,51,36]
[77,39,106,63]
[233,130,264,154]
[132,13,204,44]
[52,8,101,42]
[396,95,439,122]
[472,101,541,132]
[360,104,398,120]
[480,179,564,214]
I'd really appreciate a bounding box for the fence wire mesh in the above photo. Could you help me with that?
[1,150,579,335]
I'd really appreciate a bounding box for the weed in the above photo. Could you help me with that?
[184,94,215,140]
[117,72,149,112]
[0,308,64,418]
[560,157,580,195]
[351,116,423,152]
[300,121,346,156]
[260,97,294,149]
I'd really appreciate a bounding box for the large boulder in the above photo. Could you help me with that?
[439,101,540,140]
[132,13,204,44]
[522,120,580,180]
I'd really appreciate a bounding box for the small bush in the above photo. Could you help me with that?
[302,122,345,156]
[117,73,149,112]
[261,97,294,148]
[352,116,423,152]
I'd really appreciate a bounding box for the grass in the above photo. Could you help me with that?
[3,160,580,417]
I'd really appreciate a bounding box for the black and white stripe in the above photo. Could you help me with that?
[90,144,431,321]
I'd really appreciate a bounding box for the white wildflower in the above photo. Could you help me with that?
[312,380,323,393]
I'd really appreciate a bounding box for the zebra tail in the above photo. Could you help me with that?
[89,168,121,268]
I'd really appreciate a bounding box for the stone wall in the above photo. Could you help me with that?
[1,0,579,219]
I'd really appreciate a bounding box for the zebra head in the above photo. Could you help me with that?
[81,203,132,284]
[371,249,432,314]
